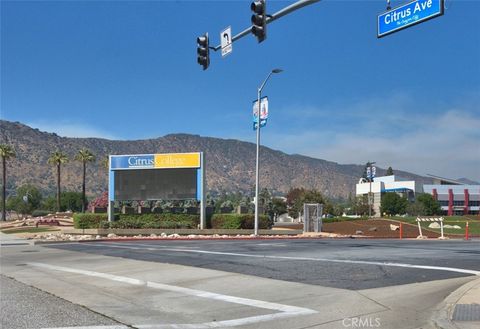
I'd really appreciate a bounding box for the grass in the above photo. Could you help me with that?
[391,216,480,235]
[1,227,60,234]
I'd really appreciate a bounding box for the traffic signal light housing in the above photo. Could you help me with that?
[251,0,267,43]
[197,33,210,70]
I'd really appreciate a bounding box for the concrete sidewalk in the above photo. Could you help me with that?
[0,232,34,246]
[434,277,480,329]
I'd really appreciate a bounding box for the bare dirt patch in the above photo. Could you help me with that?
[276,219,442,238]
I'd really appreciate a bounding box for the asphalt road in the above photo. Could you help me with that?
[1,238,479,329]
[49,238,480,290]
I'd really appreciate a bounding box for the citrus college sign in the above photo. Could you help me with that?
[378,0,444,38]
[110,153,201,169]
[108,152,206,228]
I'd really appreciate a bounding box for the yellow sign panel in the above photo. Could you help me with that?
[154,153,201,169]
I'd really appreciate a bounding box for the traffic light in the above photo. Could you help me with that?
[197,33,209,70]
[251,0,267,43]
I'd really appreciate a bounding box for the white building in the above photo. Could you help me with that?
[356,175,420,217]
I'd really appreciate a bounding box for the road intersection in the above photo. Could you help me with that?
[1,239,479,328]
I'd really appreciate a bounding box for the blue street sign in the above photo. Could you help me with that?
[378,0,444,38]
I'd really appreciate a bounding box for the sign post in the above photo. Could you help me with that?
[377,0,444,38]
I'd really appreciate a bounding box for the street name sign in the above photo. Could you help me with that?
[378,0,444,38]
[221,26,233,57]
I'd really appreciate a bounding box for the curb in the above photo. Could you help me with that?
[432,277,480,329]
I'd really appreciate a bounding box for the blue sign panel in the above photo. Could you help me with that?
[110,154,154,169]
[253,119,267,130]
[378,0,444,38]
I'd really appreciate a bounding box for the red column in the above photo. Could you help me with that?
[432,189,438,200]
[464,189,469,215]
[448,189,453,216]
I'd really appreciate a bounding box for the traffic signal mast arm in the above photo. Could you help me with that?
[210,0,321,52]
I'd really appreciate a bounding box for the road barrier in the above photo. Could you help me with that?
[416,217,444,239]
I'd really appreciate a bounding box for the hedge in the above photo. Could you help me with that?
[32,210,51,217]
[74,213,200,229]
[211,214,272,229]
[105,213,199,229]
[74,213,272,230]
[73,213,109,229]
[322,216,368,223]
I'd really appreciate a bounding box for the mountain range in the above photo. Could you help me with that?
[1,120,438,199]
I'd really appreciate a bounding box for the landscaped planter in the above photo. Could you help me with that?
[138,207,150,214]
[185,207,198,214]
[122,206,135,214]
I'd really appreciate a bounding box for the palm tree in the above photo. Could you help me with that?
[0,144,15,221]
[101,156,109,171]
[48,151,69,212]
[75,149,96,212]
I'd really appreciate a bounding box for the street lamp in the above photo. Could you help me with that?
[367,161,376,218]
[254,68,283,236]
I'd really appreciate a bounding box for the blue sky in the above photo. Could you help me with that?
[2,0,479,181]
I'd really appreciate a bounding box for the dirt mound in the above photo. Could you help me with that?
[322,220,440,238]
[275,219,441,238]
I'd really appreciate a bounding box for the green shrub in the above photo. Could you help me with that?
[73,213,108,229]
[101,213,200,229]
[211,214,272,229]
[32,210,51,217]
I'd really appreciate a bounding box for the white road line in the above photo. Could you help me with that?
[29,262,317,329]
[85,242,480,276]
[42,325,129,329]
[255,243,287,247]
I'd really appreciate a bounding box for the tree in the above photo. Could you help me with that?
[6,185,42,215]
[350,196,371,216]
[386,166,394,175]
[0,144,15,221]
[61,191,84,212]
[286,188,332,217]
[88,191,109,212]
[41,196,57,212]
[101,156,109,170]
[42,191,84,212]
[416,193,441,216]
[271,198,287,217]
[381,193,408,216]
[75,149,96,212]
[48,151,69,212]
[406,201,426,216]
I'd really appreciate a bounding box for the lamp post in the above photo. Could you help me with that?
[367,161,376,218]
[254,68,283,236]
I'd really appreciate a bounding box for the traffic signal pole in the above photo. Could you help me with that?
[210,0,321,52]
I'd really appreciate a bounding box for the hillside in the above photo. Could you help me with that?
[0,120,433,199]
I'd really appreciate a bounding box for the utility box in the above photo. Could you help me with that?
[303,203,323,233]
